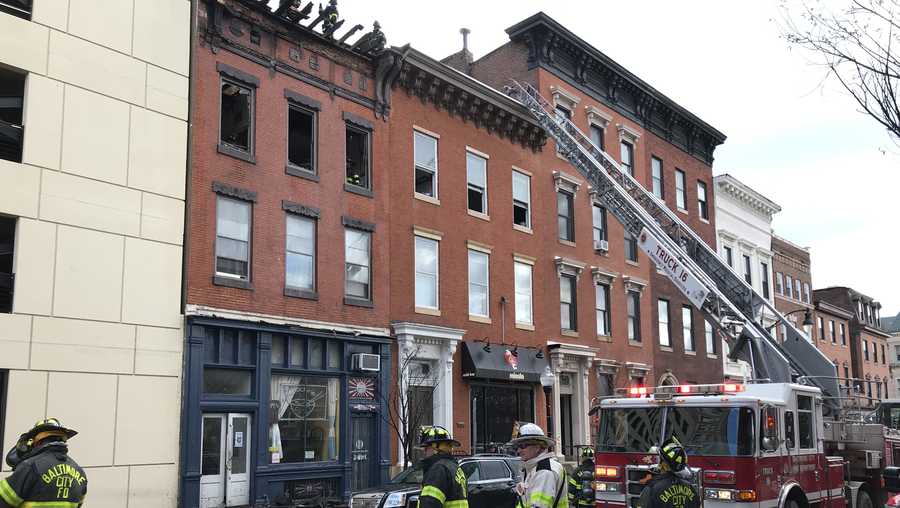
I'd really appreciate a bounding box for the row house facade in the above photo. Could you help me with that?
[771,234,814,340]
[815,287,891,407]
[0,1,189,507]
[184,2,725,506]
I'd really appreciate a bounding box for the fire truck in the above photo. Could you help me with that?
[506,81,900,508]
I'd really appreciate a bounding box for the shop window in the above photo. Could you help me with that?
[512,171,530,228]
[345,125,370,190]
[203,328,256,396]
[658,299,671,347]
[287,105,315,173]
[414,131,438,198]
[215,196,252,281]
[220,79,253,155]
[0,67,25,163]
[651,157,663,199]
[467,151,488,214]
[0,216,14,313]
[557,190,574,241]
[470,385,534,454]
[270,375,341,463]
[344,228,371,302]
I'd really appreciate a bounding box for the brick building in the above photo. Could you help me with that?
[815,287,891,407]
[771,235,814,340]
[812,300,854,395]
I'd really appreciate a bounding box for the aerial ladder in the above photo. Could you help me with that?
[506,81,842,416]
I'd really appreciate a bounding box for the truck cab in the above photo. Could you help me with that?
[592,383,847,508]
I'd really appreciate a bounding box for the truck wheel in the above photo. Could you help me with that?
[857,490,873,508]
[785,499,800,508]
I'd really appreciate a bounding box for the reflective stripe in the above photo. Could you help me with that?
[0,478,23,507]
[421,485,447,504]
[21,503,82,508]
[530,491,555,508]
[445,500,468,508]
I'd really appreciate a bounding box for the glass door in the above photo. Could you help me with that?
[226,413,251,507]
[200,414,226,508]
[351,413,375,490]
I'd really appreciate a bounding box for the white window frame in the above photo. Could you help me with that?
[658,299,671,347]
[786,275,794,300]
[215,196,252,280]
[697,180,709,220]
[776,272,784,295]
[344,228,372,301]
[512,169,531,229]
[413,129,439,199]
[415,235,439,310]
[803,282,810,303]
[468,249,490,318]
[675,169,687,211]
[683,305,694,352]
[560,273,577,331]
[651,156,663,199]
[466,149,488,215]
[705,320,716,356]
[514,260,533,326]
[596,282,610,336]
[285,213,316,291]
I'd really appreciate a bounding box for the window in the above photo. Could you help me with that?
[216,196,251,280]
[555,105,571,153]
[287,104,315,172]
[345,229,371,301]
[625,232,638,262]
[786,276,793,299]
[803,283,810,303]
[795,280,802,301]
[557,191,574,241]
[285,214,315,292]
[723,246,733,268]
[596,283,610,336]
[468,249,489,317]
[514,262,533,325]
[467,151,488,214]
[651,157,664,199]
[844,366,851,386]
[829,321,836,344]
[840,323,846,345]
[874,345,878,363]
[797,395,814,449]
[742,255,752,285]
[760,262,770,299]
[480,460,512,481]
[675,170,686,210]
[345,125,370,190]
[560,274,577,331]
[270,374,341,462]
[682,306,694,352]
[592,204,607,248]
[415,236,439,309]
[697,181,709,220]
[203,328,256,396]
[658,299,671,347]
[705,320,716,355]
[590,124,605,151]
[0,67,26,163]
[220,79,254,157]
[784,410,796,449]
[627,290,641,342]
[620,140,634,177]
[882,345,887,365]
[512,171,531,228]
[775,272,783,295]
[414,131,438,197]
[0,216,14,313]
[864,340,869,361]
[817,316,825,341]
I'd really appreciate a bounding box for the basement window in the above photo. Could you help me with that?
[0,216,15,313]
[0,0,31,20]
[0,67,25,163]
[220,79,253,155]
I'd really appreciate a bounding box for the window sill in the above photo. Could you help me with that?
[707,354,719,360]
[625,259,639,267]
[213,275,253,290]
[415,306,441,316]
[515,322,535,331]
[344,297,374,308]
[677,208,688,216]
[513,224,533,235]
[596,335,612,343]
[685,350,697,356]
[699,217,710,224]
[659,346,674,352]
[561,329,579,338]
[285,287,318,300]
[344,183,373,198]
[469,314,492,324]
[558,239,576,248]
[467,210,490,221]
[286,165,319,182]
[556,151,569,162]
[217,143,256,164]
[594,248,609,257]
[414,193,441,206]
[628,340,643,347]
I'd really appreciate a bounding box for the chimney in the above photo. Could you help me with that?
[440,27,474,74]
[461,27,471,52]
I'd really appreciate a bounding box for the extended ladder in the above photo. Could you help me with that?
[508,81,841,414]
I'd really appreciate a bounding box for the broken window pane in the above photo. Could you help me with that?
[0,66,25,163]
[345,126,370,189]
[220,80,252,153]
[288,105,314,171]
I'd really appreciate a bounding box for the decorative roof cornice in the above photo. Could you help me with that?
[387,46,546,152]
[814,300,854,320]
[505,12,726,165]
[714,174,781,218]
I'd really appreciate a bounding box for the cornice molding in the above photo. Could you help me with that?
[714,174,781,218]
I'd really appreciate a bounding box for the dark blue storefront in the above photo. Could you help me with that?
[180,316,392,508]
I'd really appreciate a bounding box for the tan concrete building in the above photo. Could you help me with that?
[0,1,189,507]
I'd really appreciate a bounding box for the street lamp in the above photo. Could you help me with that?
[782,308,815,340]
[540,365,555,438]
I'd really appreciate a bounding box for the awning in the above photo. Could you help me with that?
[461,340,548,383]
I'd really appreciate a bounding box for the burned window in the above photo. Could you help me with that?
[287,105,315,172]
[0,0,31,20]
[220,79,253,154]
[0,216,15,313]
[0,67,25,163]
[345,125,370,190]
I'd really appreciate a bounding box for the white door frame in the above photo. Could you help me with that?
[200,414,226,508]
[200,413,252,508]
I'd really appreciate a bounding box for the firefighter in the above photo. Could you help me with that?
[416,426,468,508]
[510,423,568,508]
[636,437,699,508]
[0,418,88,508]
[567,446,595,508]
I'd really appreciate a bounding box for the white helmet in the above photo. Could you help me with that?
[508,422,554,449]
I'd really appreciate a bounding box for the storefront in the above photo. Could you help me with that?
[461,340,548,453]
[180,317,392,507]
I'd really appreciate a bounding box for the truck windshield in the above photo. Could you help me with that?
[598,406,755,456]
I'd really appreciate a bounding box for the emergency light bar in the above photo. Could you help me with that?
[625,383,746,398]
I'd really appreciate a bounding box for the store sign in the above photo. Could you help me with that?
[637,228,709,309]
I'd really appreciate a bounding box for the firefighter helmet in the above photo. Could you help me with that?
[581,446,595,460]
[23,418,78,444]
[658,437,687,472]
[508,423,554,449]
[418,426,461,448]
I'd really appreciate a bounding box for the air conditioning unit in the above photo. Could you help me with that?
[594,239,609,252]
[351,353,381,372]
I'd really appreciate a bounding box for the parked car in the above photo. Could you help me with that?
[350,455,523,508]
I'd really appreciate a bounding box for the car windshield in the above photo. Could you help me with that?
[598,406,755,456]
[391,465,424,484]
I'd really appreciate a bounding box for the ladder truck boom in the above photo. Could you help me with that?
[507,81,841,414]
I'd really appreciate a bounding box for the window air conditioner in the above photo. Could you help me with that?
[351,353,381,372]
[594,239,609,252]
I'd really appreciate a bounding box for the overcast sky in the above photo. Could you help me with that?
[276,0,899,314]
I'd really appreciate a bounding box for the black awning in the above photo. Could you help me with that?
[461,341,548,383]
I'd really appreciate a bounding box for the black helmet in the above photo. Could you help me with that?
[581,446,595,460]
[418,426,461,448]
[658,437,687,472]
[24,418,78,444]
